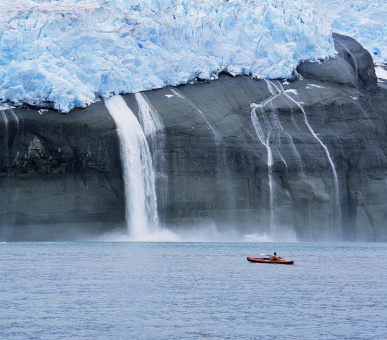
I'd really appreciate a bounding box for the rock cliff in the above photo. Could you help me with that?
[1,34,386,241]
[0,103,125,240]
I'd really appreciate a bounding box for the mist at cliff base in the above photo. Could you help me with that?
[97,222,298,243]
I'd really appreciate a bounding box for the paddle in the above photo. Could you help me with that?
[259,253,285,260]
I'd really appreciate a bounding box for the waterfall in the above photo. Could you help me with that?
[1,110,9,141]
[9,109,19,128]
[105,95,159,240]
[251,79,341,234]
[251,107,276,230]
[250,82,285,231]
[354,100,387,163]
[1,110,9,169]
[135,93,164,137]
[250,81,302,232]
[135,92,168,222]
[170,88,219,138]
[1,110,8,126]
[270,80,342,231]
[284,132,305,171]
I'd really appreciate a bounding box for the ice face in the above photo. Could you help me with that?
[0,0,382,113]
[308,0,386,64]
[0,0,336,112]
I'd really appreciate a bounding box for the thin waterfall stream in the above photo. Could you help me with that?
[1,110,9,171]
[269,80,342,231]
[250,109,275,231]
[250,80,300,232]
[250,79,342,235]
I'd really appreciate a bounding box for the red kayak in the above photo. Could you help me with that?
[247,257,294,265]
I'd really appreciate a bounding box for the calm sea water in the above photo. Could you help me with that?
[1,242,386,340]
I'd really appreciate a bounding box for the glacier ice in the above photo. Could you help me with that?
[0,0,384,113]
[308,0,387,64]
[0,0,335,112]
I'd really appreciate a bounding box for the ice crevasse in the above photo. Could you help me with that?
[0,0,377,112]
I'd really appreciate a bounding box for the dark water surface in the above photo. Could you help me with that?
[1,242,386,339]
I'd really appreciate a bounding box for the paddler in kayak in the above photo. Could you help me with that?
[270,252,282,260]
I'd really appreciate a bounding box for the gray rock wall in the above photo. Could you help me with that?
[0,103,125,240]
[1,33,386,241]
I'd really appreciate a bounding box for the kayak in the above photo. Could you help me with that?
[247,257,294,265]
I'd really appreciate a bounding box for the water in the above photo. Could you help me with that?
[135,92,164,138]
[1,109,9,156]
[250,82,280,231]
[105,95,159,239]
[277,81,342,230]
[1,242,386,340]
[10,108,19,127]
[170,88,219,138]
[135,92,169,220]
[251,80,342,235]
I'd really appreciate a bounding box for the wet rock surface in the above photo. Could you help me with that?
[1,34,386,241]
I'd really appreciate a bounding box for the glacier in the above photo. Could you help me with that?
[311,0,387,63]
[0,0,385,113]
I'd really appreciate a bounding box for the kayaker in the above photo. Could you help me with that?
[271,252,278,260]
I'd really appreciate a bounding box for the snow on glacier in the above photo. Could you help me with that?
[0,0,335,112]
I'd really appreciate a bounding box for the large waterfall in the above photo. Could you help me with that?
[104,95,179,241]
[105,95,159,240]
